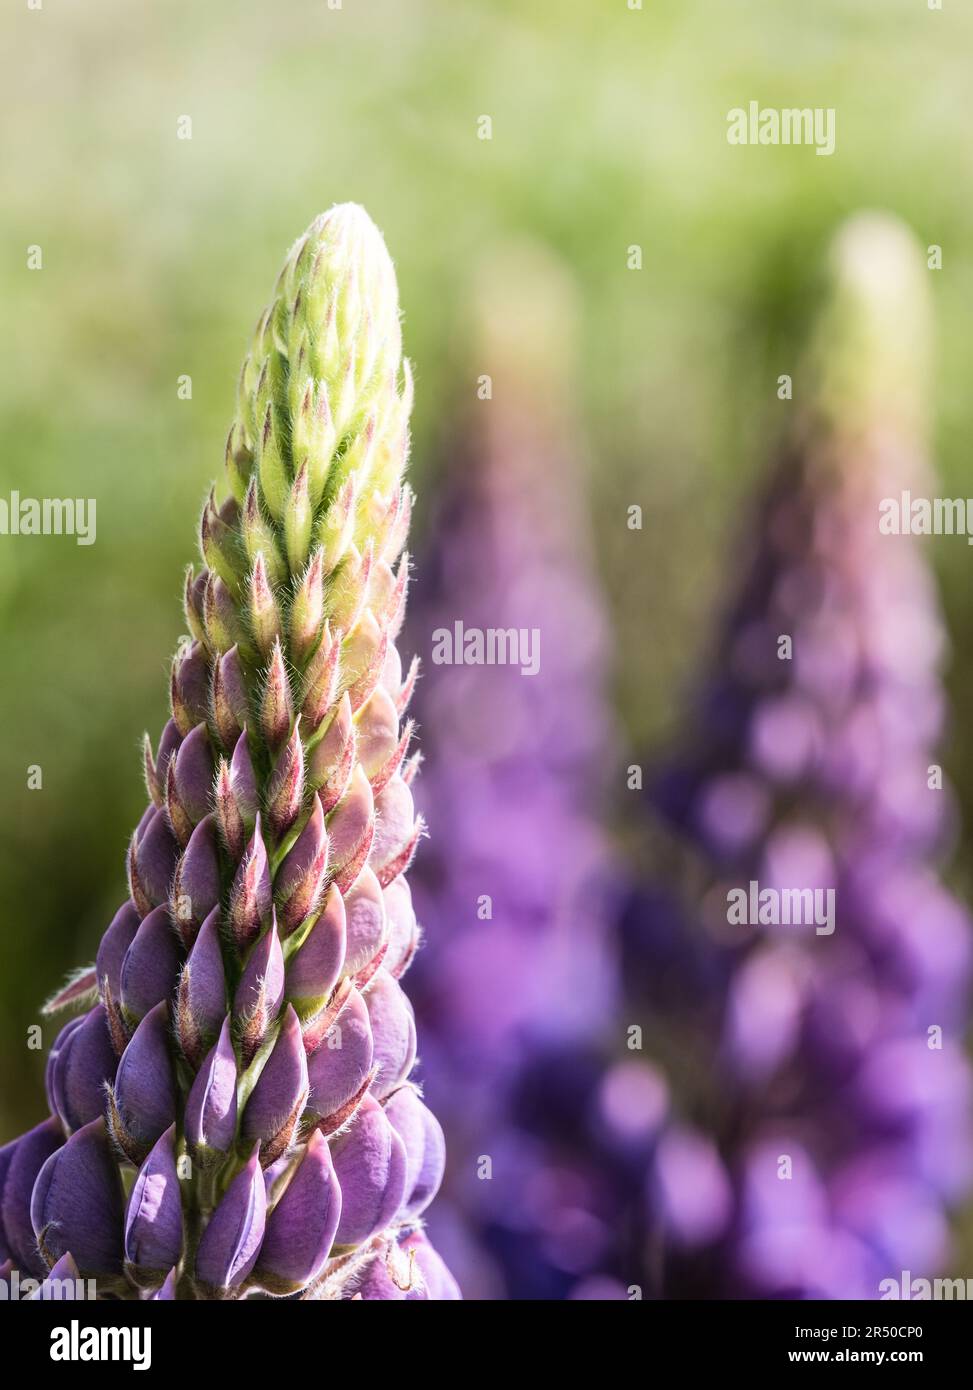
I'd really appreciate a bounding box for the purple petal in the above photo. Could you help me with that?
[195,1146,266,1290]
[364,970,416,1100]
[120,905,181,1022]
[95,901,141,1000]
[383,1086,445,1217]
[285,883,346,1005]
[124,1124,183,1278]
[30,1118,124,1276]
[171,814,222,944]
[255,1130,341,1290]
[306,986,374,1122]
[173,722,215,823]
[48,1007,117,1133]
[112,1002,176,1154]
[331,1094,408,1246]
[0,1118,63,1275]
[242,1005,308,1149]
[342,866,387,976]
[185,1016,238,1155]
[177,905,227,1053]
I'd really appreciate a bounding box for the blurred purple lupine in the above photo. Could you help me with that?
[0,205,459,1300]
[407,245,620,1296]
[643,214,973,1298]
[471,214,973,1301]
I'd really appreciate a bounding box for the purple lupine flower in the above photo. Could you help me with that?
[406,245,619,1296]
[475,214,973,1302]
[0,205,458,1299]
[639,214,973,1299]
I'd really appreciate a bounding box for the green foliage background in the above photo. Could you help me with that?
[1,0,971,1261]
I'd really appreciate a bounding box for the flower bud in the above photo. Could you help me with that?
[266,718,305,841]
[342,866,388,978]
[128,809,179,917]
[31,1119,124,1277]
[331,1094,407,1247]
[289,550,325,666]
[120,906,181,1024]
[284,459,313,574]
[254,1129,341,1294]
[170,814,221,947]
[286,884,346,1012]
[235,917,285,1065]
[260,638,294,751]
[364,970,416,1101]
[212,646,249,749]
[307,692,355,809]
[176,907,227,1067]
[383,1086,445,1217]
[124,1125,184,1285]
[108,1002,177,1164]
[242,479,287,587]
[242,1005,309,1165]
[327,766,375,897]
[228,816,272,952]
[306,985,374,1129]
[171,641,211,737]
[185,1016,238,1158]
[247,552,281,658]
[275,795,329,936]
[195,1145,266,1292]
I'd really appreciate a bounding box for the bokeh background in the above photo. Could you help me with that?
[2,0,972,1285]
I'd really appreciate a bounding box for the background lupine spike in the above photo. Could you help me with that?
[471,215,973,1301]
[0,204,457,1300]
[404,241,619,1297]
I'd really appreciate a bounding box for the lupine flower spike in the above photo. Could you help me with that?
[0,205,458,1301]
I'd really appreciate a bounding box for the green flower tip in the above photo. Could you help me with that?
[225,204,412,551]
[811,211,931,450]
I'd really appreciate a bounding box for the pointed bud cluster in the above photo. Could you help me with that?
[0,206,456,1300]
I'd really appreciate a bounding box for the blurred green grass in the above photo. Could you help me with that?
[1,0,972,1277]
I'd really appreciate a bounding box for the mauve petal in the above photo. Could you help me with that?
[124,1125,183,1276]
[181,906,227,1039]
[341,866,387,975]
[383,1086,445,1216]
[96,901,140,999]
[173,723,215,823]
[381,876,418,976]
[365,970,416,1099]
[30,1118,124,1276]
[286,883,346,1004]
[172,814,222,940]
[306,986,374,1121]
[234,921,285,1023]
[120,906,181,1022]
[0,1118,63,1275]
[255,1130,341,1290]
[135,809,180,908]
[113,1002,177,1149]
[49,1007,116,1133]
[185,1016,238,1154]
[242,1006,308,1144]
[195,1146,266,1290]
[331,1094,408,1246]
